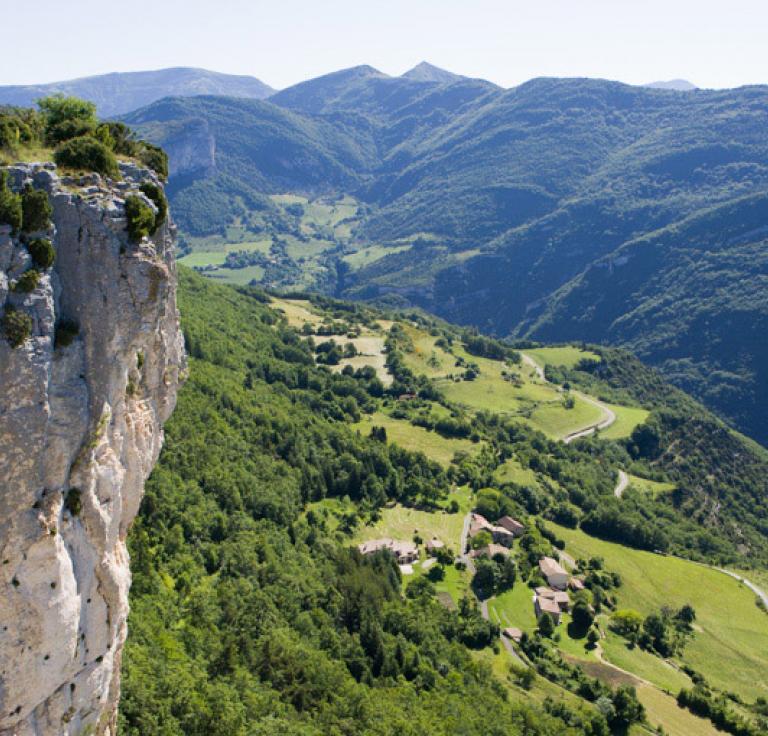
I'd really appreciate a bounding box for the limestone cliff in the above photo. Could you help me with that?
[0,162,185,735]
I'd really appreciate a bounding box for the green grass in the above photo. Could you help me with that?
[352,412,481,467]
[636,684,723,736]
[487,584,538,632]
[626,474,676,497]
[353,486,472,554]
[524,346,601,369]
[493,459,541,489]
[343,244,411,270]
[549,523,768,702]
[599,403,650,440]
[527,394,605,439]
[204,265,265,285]
[600,633,691,693]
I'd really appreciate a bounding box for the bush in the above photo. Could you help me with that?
[27,238,55,268]
[54,136,120,178]
[21,185,52,232]
[124,195,156,242]
[2,307,32,347]
[139,182,168,229]
[38,95,98,145]
[137,143,169,180]
[55,318,80,348]
[0,171,22,231]
[64,488,82,516]
[14,269,40,293]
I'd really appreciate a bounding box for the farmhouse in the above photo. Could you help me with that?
[534,596,562,625]
[496,515,525,537]
[539,556,568,590]
[471,543,510,560]
[426,538,445,554]
[534,586,571,611]
[358,538,419,564]
[503,627,523,643]
[569,577,585,591]
[469,512,492,537]
[490,525,515,547]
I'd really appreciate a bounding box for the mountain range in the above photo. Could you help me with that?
[117,65,768,445]
[3,63,765,445]
[0,67,275,116]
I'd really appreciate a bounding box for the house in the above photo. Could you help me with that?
[534,596,562,625]
[539,556,568,590]
[503,627,523,643]
[490,525,515,547]
[569,577,585,591]
[357,538,419,564]
[426,538,445,554]
[552,590,570,611]
[469,512,492,537]
[471,543,510,560]
[496,515,525,537]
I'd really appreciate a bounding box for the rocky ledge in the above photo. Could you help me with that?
[0,162,185,735]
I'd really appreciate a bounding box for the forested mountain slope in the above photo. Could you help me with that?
[122,71,768,443]
[120,269,768,735]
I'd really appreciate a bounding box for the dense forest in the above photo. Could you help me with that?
[119,269,768,734]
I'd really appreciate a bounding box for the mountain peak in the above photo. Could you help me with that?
[401,61,464,84]
[643,79,697,91]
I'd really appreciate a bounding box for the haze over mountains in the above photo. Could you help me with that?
[0,67,275,116]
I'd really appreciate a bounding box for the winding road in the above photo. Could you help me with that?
[614,470,629,498]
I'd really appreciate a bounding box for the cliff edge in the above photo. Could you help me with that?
[0,162,185,735]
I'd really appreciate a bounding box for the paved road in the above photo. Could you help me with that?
[717,568,768,609]
[614,470,629,498]
[520,352,617,443]
[563,391,617,444]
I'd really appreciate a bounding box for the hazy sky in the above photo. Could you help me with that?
[3,0,766,89]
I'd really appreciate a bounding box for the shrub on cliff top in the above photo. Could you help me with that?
[124,195,156,243]
[137,143,169,181]
[0,171,22,232]
[139,182,168,230]
[21,185,52,233]
[2,306,32,348]
[14,269,40,293]
[38,95,98,145]
[54,136,119,179]
[27,238,56,269]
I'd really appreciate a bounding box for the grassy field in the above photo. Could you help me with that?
[203,264,265,285]
[549,523,768,702]
[524,346,601,369]
[600,633,690,693]
[352,412,481,467]
[493,459,541,489]
[353,486,472,554]
[528,395,605,438]
[487,584,538,632]
[599,403,651,439]
[636,684,723,736]
[269,297,325,327]
[343,244,411,270]
[626,474,676,497]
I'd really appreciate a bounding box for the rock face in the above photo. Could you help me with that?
[0,162,185,735]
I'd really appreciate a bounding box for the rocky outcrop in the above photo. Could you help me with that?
[0,162,185,735]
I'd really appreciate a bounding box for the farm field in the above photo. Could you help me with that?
[549,523,768,701]
[352,412,481,467]
[599,403,650,440]
[626,474,676,497]
[269,297,325,327]
[352,486,472,553]
[636,684,723,736]
[492,459,541,489]
[524,346,601,369]
[342,244,411,269]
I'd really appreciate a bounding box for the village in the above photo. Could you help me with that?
[357,508,585,646]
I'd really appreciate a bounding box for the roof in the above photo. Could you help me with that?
[569,577,585,590]
[358,538,418,557]
[426,538,445,549]
[471,543,510,559]
[536,597,561,616]
[503,627,523,641]
[539,556,567,578]
[490,525,514,536]
[496,515,525,532]
[553,591,570,605]
[535,586,556,598]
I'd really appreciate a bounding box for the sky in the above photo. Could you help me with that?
[2,0,766,90]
